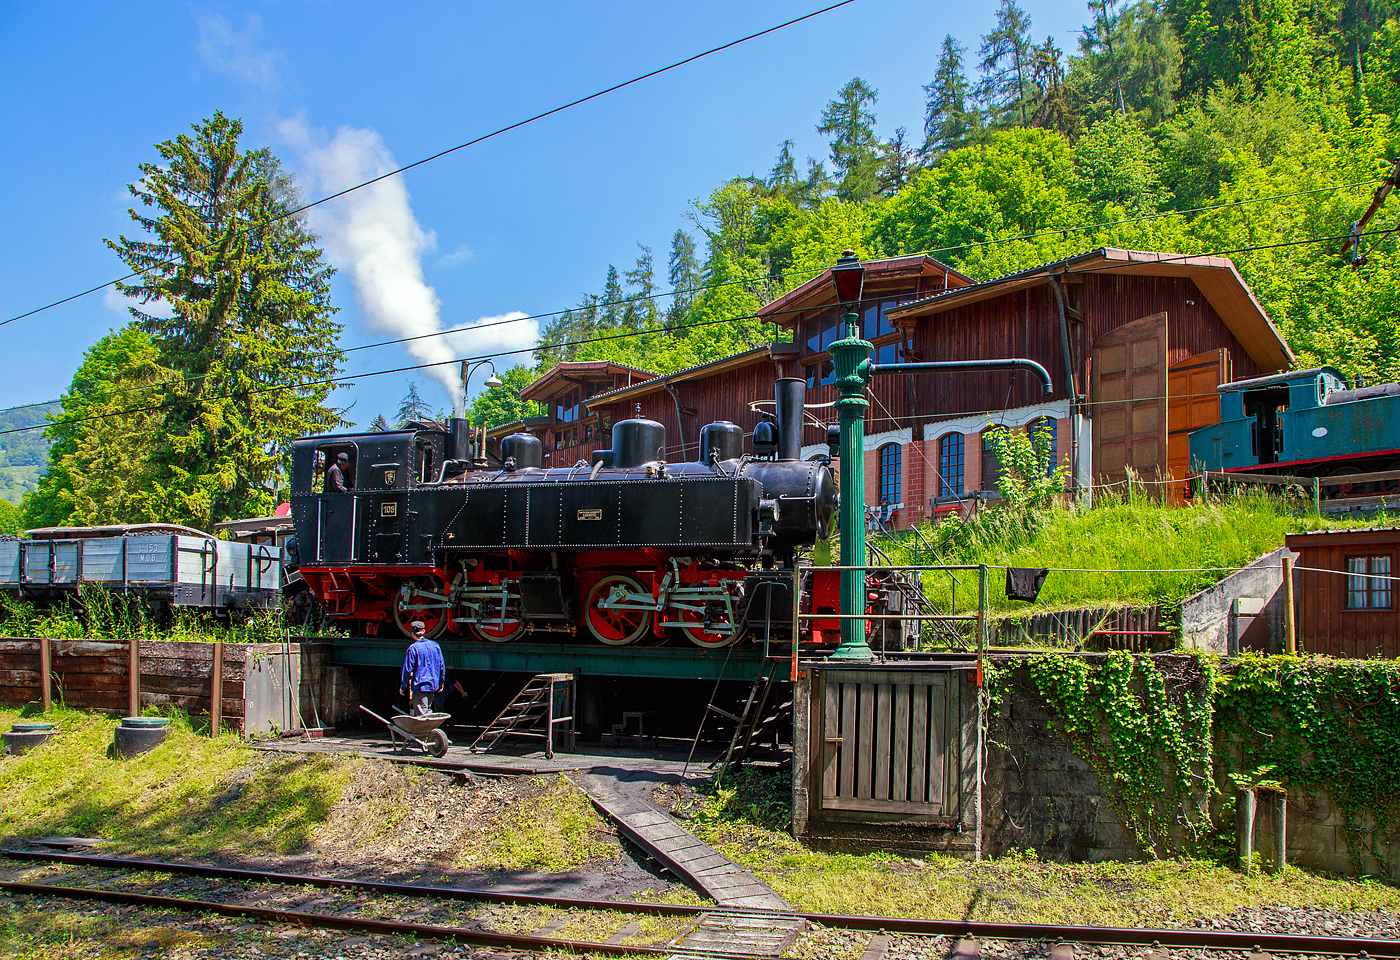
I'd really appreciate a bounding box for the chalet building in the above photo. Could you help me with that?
[485,360,657,460]
[1284,528,1400,658]
[489,249,1293,531]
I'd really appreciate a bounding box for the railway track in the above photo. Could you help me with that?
[5,849,1400,960]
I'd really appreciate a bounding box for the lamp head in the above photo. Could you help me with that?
[832,249,865,307]
[484,373,503,389]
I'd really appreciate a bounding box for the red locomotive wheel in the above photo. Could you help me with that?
[585,574,650,646]
[393,576,451,639]
[675,605,737,649]
[467,602,526,643]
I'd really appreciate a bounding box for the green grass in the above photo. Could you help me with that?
[686,770,1400,925]
[466,775,617,873]
[864,489,1395,616]
[0,706,351,855]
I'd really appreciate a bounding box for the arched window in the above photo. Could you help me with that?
[878,443,902,504]
[938,433,964,497]
[981,428,1004,492]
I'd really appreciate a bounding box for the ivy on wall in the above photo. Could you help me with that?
[997,652,1400,868]
[1021,652,1217,854]
[1217,654,1400,870]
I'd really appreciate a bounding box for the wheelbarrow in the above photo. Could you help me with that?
[359,705,452,758]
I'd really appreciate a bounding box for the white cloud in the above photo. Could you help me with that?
[436,245,474,267]
[280,117,537,414]
[103,287,174,319]
[197,13,277,88]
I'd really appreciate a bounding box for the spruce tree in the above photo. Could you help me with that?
[817,78,882,202]
[102,112,343,528]
[922,34,978,160]
[623,244,657,330]
[396,381,435,426]
[601,265,624,327]
[877,127,916,196]
[666,230,701,329]
[979,0,1035,127]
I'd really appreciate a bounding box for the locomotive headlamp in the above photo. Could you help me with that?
[831,249,865,306]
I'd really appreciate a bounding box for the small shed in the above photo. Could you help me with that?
[1284,527,1400,658]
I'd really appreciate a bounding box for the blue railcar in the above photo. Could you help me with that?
[1188,367,1400,485]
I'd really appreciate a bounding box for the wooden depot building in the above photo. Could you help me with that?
[491,248,1293,529]
[1284,527,1400,658]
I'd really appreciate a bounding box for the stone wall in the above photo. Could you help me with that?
[792,652,1397,876]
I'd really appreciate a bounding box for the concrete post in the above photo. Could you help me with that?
[1258,787,1288,874]
[1236,787,1257,872]
[1282,555,1296,654]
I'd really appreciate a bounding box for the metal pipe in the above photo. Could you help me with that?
[867,358,1053,393]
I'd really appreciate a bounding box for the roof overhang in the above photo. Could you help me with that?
[585,346,772,409]
[520,361,657,401]
[758,254,973,329]
[888,248,1294,373]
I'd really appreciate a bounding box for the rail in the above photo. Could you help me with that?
[13,850,1396,956]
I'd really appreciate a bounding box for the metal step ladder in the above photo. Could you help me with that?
[684,656,787,785]
[468,672,574,759]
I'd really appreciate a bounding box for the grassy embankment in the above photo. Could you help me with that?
[685,769,1400,927]
[864,489,1393,617]
[0,706,612,873]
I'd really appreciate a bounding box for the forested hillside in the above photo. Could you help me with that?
[474,0,1400,426]
[0,402,59,505]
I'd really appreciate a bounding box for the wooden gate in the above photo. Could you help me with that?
[1167,348,1231,482]
[815,669,966,820]
[1092,312,1169,486]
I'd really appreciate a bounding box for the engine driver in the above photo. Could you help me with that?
[324,452,353,493]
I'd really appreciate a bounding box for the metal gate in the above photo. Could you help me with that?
[815,668,967,819]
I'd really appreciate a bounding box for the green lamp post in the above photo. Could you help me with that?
[828,251,875,661]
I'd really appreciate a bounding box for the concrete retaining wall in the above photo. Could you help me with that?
[1180,547,1297,654]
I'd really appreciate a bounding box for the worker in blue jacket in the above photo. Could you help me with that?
[399,621,445,717]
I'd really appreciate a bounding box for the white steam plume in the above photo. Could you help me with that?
[280,117,537,415]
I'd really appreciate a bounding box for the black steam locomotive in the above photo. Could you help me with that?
[289,377,841,647]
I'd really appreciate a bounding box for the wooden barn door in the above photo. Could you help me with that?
[1092,313,1168,487]
[816,669,964,819]
[1167,348,1232,484]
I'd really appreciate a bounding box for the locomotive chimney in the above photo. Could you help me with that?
[774,377,806,461]
[450,418,472,462]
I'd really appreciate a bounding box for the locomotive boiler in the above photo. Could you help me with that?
[289,377,840,647]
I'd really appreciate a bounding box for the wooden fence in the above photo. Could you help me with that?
[989,605,1171,652]
[0,638,249,730]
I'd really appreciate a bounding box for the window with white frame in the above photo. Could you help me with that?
[1346,555,1392,609]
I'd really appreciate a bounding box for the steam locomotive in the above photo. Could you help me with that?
[288,377,866,648]
[1188,366,1400,493]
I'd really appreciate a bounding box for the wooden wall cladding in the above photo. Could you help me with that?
[0,638,245,722]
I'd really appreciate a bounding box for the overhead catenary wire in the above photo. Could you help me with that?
[10,220,1400,440]
[0,0,857,329]
[3,169,1389,415]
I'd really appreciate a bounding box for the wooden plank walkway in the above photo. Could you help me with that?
[572,772,792,912]
[669,910,806,958]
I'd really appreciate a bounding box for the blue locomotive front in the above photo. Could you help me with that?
[1188,367,1400,483]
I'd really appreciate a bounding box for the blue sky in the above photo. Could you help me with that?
[0,0,1086,426]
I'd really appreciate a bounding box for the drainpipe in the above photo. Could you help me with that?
[663,379,689,462]
[1047,268,1081,493]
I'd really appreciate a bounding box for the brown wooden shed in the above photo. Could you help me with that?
[1284,527,1400,658]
